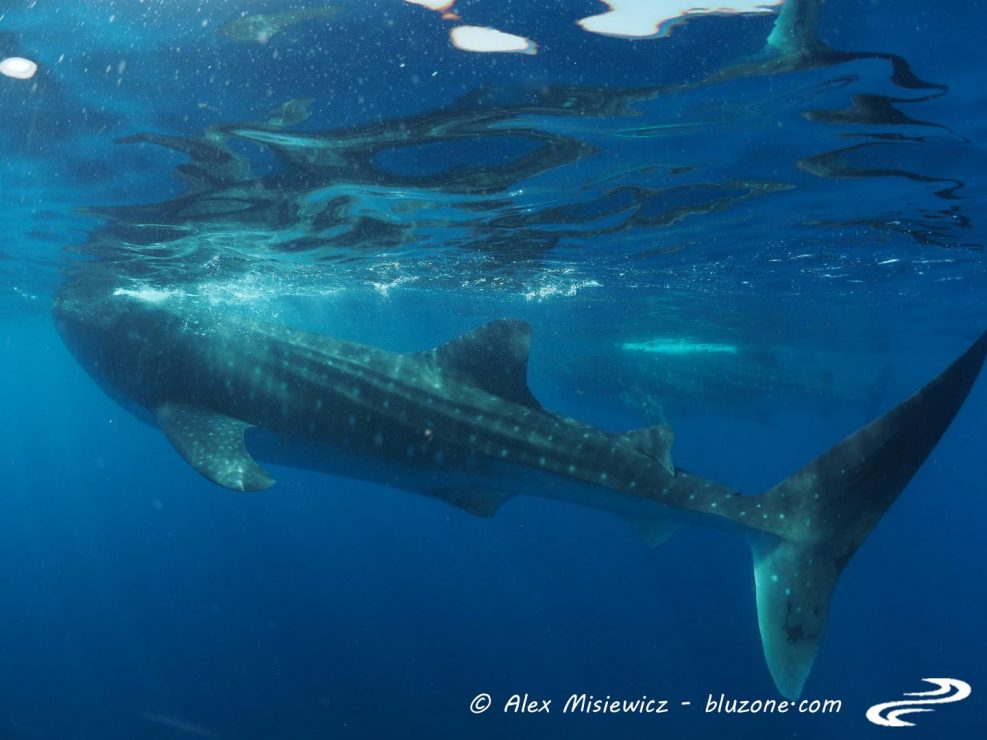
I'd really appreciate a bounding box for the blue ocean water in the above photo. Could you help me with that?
[1,1,985,738]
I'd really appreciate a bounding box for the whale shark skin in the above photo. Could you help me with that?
[53,284,987,699]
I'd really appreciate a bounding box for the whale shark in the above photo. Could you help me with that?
[53,283,986,699]
[220,7,339,44]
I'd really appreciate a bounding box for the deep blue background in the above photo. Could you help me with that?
[2,1,986,738]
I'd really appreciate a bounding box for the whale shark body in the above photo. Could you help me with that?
[53,284,986,699]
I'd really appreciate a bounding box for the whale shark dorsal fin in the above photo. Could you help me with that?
[156,402,275,492]
[618,425,675,475]
[422,319,541,409]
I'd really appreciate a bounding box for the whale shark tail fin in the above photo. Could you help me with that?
[747,331,987,699]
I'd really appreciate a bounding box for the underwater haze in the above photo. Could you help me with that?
[1,1,986,738]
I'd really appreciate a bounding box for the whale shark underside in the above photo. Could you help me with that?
[53,286,987,699]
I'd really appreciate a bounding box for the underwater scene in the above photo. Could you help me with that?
[1,1,985,738]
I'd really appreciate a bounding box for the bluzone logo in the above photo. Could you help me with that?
[865,678,972,728]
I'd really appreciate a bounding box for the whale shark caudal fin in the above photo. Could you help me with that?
[748,331,987,699]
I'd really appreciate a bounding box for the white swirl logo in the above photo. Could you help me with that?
[866,678,972,727]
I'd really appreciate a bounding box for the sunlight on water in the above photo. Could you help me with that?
[370,273,419,297]
[112,277,346,308]
[450,25,538,54]
[577,0,784,39]
[521,271,603,302]
[0,56,38,79]
[403,0,456,11]
[622,338,740,355]
[112,286,177,304]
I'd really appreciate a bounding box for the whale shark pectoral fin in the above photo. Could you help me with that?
[419,319,541,409]
[156,402,275,492]
[427,486,515,518]
[618,425,675,475]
